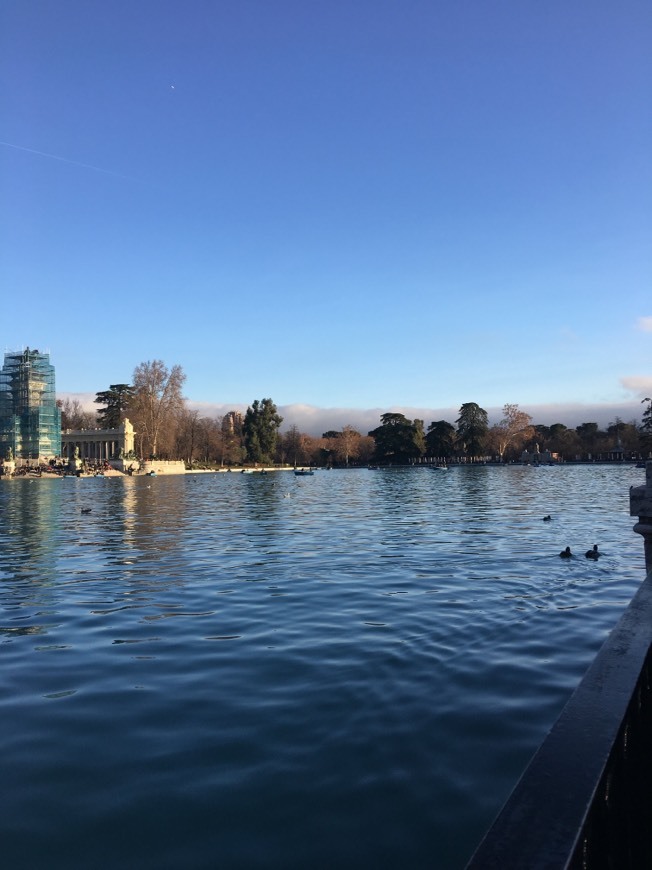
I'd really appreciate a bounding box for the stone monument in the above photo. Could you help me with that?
[69,445,82,476]
[2,446,15,477]
[630,461,652,572]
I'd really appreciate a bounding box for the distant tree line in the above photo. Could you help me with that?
[58,365,652,466]
[365,400,652,464]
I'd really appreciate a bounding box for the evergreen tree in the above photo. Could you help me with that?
[575,422,603,458]
[368,413,425,464]
[95,384,134,428]
[641,398,652,457]
[425,420,456,457]
[456,402,488,458]
[243,398,283,463]
[544,423,580,458]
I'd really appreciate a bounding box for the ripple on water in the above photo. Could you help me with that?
[0,465,645,868]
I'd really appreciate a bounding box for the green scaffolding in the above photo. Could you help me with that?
[0,348,62,460]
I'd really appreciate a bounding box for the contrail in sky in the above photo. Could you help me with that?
[0,140,136,181]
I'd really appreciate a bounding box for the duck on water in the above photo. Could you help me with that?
[559,545,601,559]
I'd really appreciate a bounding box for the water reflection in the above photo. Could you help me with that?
[0,465,647,870]
[0,478,63,578]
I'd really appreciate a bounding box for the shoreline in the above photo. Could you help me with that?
[1,460,645,482]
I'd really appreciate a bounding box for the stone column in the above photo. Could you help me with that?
[630,461,652,573]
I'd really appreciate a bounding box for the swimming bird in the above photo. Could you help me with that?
[559,546,572,558]
[585,544,600,559]
[542,515,552,521]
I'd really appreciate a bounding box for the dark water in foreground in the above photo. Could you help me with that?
[0,465,645,869]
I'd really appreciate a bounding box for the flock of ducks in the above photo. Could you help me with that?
[76,504,602,560]
[544,515,602,559]
[559,544,601,560]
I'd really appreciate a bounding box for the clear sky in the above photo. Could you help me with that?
[1,1,650,432]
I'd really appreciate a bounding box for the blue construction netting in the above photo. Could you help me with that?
[0,347,62,459]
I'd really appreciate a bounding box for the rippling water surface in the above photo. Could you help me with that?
[0,465,645,868]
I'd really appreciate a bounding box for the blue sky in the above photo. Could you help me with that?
[1,1,650,432]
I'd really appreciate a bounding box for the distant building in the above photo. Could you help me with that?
[0,348,61,460]
[520,443,556,464]
[608,436,625,461]
[61,418,135,462]
[222,411,243,435]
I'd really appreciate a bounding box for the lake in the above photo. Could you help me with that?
[0,465,645,869]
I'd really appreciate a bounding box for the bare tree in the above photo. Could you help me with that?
[57,397,95,430]
[197,416,219,465]
[299,434,323,466]
[131,360,186,458]
[217,413,245,465]
[337,425,361,466]
[357,435,375,465]
[283,425,303,466]
[492,403,534,461]
[175,408,201,464]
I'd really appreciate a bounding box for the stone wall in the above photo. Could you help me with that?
[139,460,186,475]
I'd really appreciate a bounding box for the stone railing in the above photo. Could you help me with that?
[138,460,186,475]
[630,460,652,573]
[466,461,652,868]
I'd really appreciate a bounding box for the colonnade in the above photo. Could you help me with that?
[60,418,135,463]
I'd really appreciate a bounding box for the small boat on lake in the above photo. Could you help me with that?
[294,469,314,476]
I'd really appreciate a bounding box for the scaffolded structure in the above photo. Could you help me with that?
[0,348,61,459]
